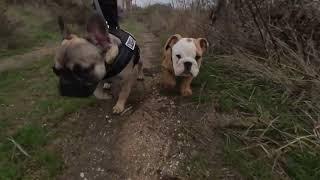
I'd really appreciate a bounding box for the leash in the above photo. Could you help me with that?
[92,0,139,79]
[93,0,104,21]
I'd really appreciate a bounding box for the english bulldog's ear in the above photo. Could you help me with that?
[87,13,111,50]
[164,34,182,50]
[196,38,209,52]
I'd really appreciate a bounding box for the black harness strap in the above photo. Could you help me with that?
[92,0,139,79]
[103,28,140,79]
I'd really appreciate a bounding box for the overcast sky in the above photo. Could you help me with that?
[135,0,170,7]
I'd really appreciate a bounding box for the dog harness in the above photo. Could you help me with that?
[93,0,139,79]
[103,28,140,79]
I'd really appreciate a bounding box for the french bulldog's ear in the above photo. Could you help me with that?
[196,38,209,52]
[58,16,72,40]
[164,34,182,50]
[87,13,111,50]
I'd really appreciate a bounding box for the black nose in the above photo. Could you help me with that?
[184,62,192,71]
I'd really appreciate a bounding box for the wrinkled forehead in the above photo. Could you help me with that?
[64,38,102,61]
[172,38,197,57]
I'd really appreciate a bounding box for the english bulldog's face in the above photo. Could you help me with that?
[165,35,208,77]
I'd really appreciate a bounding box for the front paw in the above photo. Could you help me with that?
[113,104,125,114]
[181,88,193,96]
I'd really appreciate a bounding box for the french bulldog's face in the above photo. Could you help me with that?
[53,14,111,97]
[165,35,208,77]
[53,37,107,84]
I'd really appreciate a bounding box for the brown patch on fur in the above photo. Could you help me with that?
[161,34,182,71]
[195,38,209,52]
[161,34,182,89]
[193,38,209,67]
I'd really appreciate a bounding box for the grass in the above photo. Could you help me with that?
[0,5,60,59]
[0,16,146,179]
[190,57,320,179]
[134,5,320,179]
[0,56,95,179]
[121,15,145,42]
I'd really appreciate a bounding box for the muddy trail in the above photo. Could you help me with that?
[53,32,239,180]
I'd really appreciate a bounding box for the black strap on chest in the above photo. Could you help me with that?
[103,28,140,79]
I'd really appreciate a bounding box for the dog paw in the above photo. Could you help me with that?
[113,104,125,114]
[181,88,193,96]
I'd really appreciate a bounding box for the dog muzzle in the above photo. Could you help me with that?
[53,67,98,97]
[58,77,98,97]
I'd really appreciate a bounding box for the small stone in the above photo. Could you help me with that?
[105,115,110,119]
[108,120,112,123]
[80,172,85,178]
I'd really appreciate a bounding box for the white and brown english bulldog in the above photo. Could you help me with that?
[161,34,209,96]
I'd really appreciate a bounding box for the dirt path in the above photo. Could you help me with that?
[53,31,239,180]
[0,44,57,73]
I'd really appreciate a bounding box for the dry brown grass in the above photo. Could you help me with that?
[136,4,209,41]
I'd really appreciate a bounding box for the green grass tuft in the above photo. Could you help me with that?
[0,56,94,179]
[191,57,320,179]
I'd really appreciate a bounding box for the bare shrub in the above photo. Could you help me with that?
[137,4,209,39]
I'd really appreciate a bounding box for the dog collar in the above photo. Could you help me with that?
[103,28,139,79]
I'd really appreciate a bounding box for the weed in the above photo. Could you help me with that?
[0,57,94,179]
[191,57,320,179]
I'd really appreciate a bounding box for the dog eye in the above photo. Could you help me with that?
[195,55,201,61]
[176,54,182,59]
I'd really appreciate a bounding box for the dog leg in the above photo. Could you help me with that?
[94,82,113,100]
[113,78,134,114]
[180,76,193,96]
[137,61,144,81]
[161,70,176,89]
